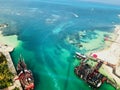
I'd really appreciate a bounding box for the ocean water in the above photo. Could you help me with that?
[0,1,120,90]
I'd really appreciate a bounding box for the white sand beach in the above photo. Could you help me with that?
[94,25,120,65]
[92,25,120,88]
[0,31,21,48]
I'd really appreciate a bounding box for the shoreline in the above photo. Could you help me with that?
[0,26,22,90]
[92,25,120,64]
[91,25,120,88]
[0,44,22,90]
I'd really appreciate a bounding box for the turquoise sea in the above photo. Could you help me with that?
[0,1,120,90]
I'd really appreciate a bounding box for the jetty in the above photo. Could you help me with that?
[75,52,107,88]
[0,44,22,90]
[75,52,120,89]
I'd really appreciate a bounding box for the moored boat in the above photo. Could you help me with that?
[74,52,107,88]
[16,56,34,90]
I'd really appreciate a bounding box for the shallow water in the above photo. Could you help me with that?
[0,1,120,90]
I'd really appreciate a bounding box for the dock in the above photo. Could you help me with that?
[0,44,23,90]
[75,52,120,89]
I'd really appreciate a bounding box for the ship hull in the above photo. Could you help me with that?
[17,58,34,90]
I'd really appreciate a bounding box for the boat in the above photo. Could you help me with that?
[16,56,34,90]
[0,23,8,28]
[74,52,107,88]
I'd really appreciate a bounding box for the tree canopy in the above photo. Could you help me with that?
[0,52,14,89]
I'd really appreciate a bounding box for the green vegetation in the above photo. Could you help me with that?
[0,52,14,89]
[86,59,97,67]
[12,87,20,90]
